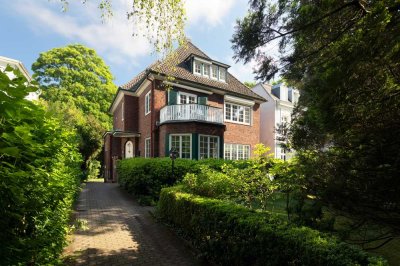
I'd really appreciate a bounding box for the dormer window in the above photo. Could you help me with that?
[211,65,218,79]
[193,58,227,83]
[203,64,210,77]
[219,68,226,82]
[194,61,202,75]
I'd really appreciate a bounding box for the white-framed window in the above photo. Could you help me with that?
[211,65,218,79]
[219,68,226,82]
[145,138,151,158]
[225,102,251,125]
[121,102,124,121]
[145,91,151,115]
[280,147,286,161]
[179,91,197,104]
[224,144,250,160]
[199,135,219,159]
[203,64,210,77]
[170,134,192,159]
[194,60,202,75]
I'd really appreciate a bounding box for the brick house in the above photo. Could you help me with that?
[103,42,266,182]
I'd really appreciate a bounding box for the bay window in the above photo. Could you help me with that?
[170,134,192,159]
[199,135,219,159]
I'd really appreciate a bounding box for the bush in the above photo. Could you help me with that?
[117,157,233,203]
[0,69,82,265]
[182,163,277,209]
[157,186,387,266]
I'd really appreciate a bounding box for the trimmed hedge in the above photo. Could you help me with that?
[117,157,234,204]
[157,186,387,266]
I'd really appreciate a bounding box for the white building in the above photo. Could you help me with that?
[252,83,299,160]
[0,56,39,101]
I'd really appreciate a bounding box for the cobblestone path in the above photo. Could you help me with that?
[63,182,199,266]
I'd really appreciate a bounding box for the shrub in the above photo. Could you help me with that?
[157,186,387,266]
[117,157,232,203]
[0,68,82,265]
[182,163,277,209]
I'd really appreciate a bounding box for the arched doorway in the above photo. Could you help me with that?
[125,140,133,158]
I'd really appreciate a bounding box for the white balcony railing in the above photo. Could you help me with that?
[160,104,223,124]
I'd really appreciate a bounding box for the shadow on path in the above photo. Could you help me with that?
[63,182,200,266]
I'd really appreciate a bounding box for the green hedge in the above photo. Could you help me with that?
[117,157,234,204]
[157,186,387,266]
[0,69,82,265]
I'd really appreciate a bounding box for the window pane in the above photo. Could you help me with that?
[212,65,218,78]
[244,107,250,124]
[224,144,231,160]
[238,107,244,122]
[225,103,231,120]
[210,137,218,158]
[195,61,201,74]
[232,105,238,121]
[203,65,210,76]
[199,136,208,159]
[188,95,196,104]
[181,135,191,159]
[179,94,187,104]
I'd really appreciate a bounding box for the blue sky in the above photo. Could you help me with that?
[0,0,277,86]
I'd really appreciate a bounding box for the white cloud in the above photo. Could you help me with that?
[185,0,236,27]
[12,0,151,66]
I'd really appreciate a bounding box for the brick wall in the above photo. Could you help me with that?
[224,103,261,157]
[124,95,138,132]
[113,100,124,131]
[138,83,152,157]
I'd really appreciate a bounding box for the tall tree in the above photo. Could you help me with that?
[232,0,400,237]
[32,44,117,170]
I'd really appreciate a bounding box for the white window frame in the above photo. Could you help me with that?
[211,65,218,80]
[199,135,219,159]
[145,138,151,158]
[224,102,251,125]
[169,134,192,159]
[194,60,202,75]
[178,91,197,104]
[219,68,226,82]
[203,64,211,78]
[224,144,251,160]
[145,91,151,115]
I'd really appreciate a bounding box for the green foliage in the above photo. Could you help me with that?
[32,44,117,174]
[117,157,233,204]
[158,186,387,266]
[244,81,256,88]
[0,68,82,265]
[233,0,400,234]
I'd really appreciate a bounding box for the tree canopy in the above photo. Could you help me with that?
[232,0,400,237]
[32,44,117,168]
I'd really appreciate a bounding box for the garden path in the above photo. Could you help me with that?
[63,181,199,266]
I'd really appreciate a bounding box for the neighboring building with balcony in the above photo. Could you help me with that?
[252,83,299,160]
[103,42,266,182]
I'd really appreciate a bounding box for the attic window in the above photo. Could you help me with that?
[193,59,227,83]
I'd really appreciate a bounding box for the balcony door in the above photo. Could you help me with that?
[178,92,197,104]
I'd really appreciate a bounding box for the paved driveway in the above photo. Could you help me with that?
[63,182,199,266]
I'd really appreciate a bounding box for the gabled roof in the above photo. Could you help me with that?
[121,42,265,102]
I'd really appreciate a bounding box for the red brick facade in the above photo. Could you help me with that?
[104,78,263,182]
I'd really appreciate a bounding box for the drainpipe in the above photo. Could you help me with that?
[147,76,155,157]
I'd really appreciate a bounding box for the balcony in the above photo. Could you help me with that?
[160,104,223,124]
